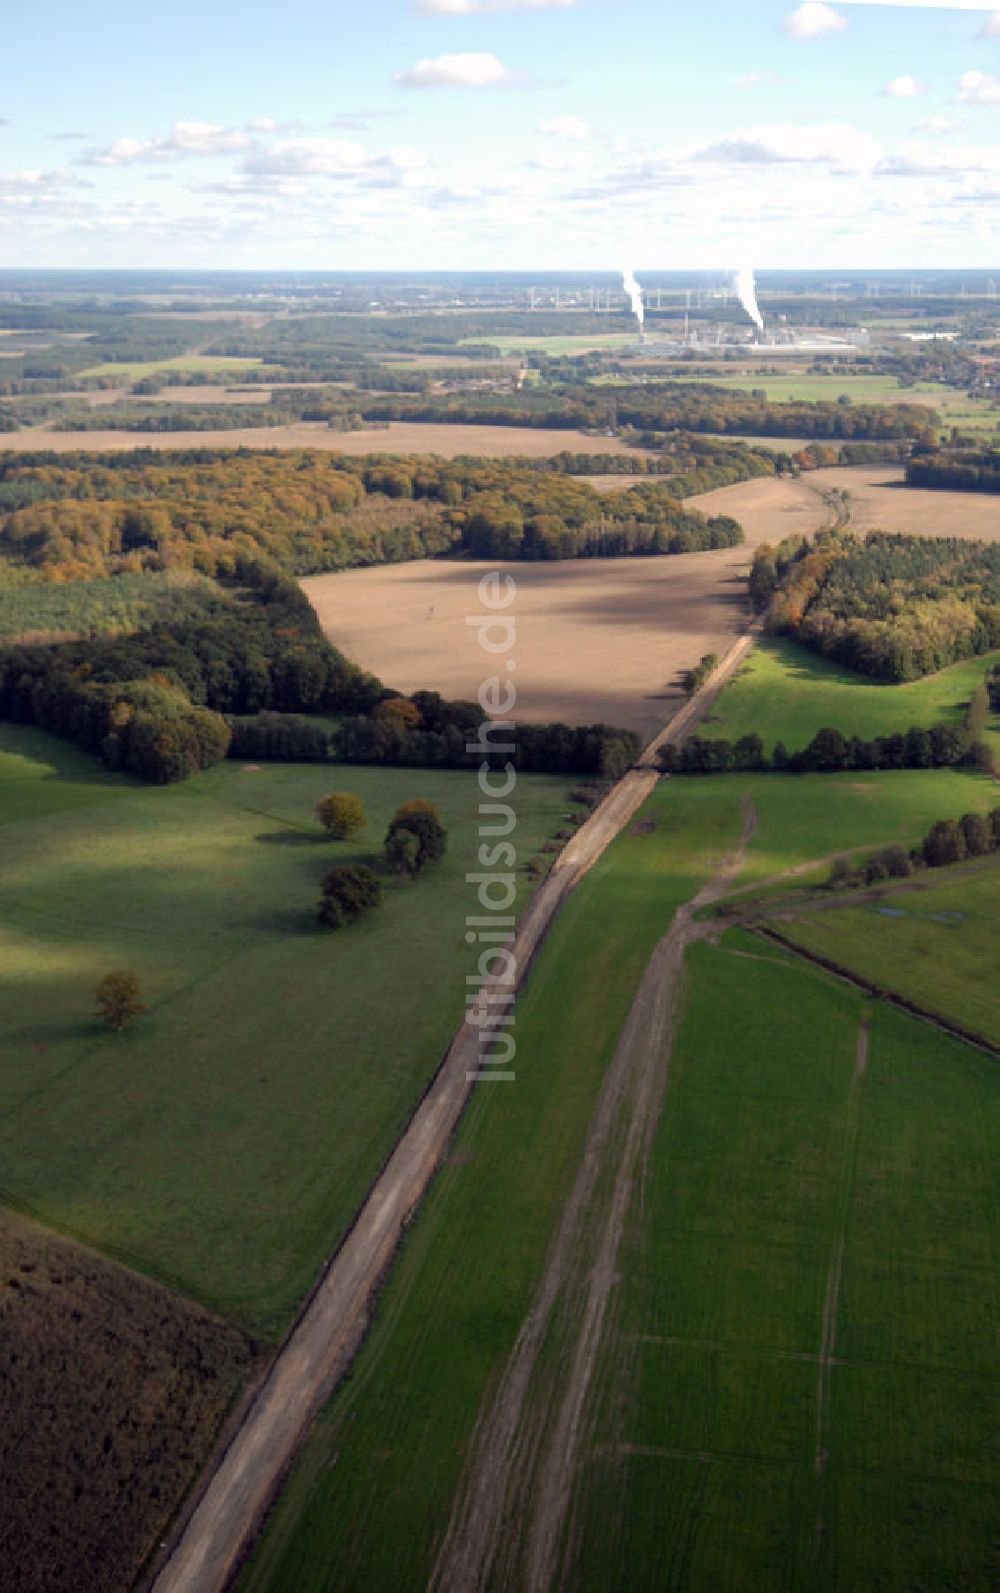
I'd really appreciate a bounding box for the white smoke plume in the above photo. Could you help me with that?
[622,265,644,331]
[734,265,764,334]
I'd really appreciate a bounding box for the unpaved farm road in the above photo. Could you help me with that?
[431,800,757,1593]
[149,629,756,1593]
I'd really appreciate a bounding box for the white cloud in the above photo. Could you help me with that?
[238,138,427,179]
[695,122,880,171]
[735,72,777,89]
[530,148,592,172]
[882,75,926,98]
[0,168,83,198]
[392,53,523,88]
[912,114,963,134]
[959,69,1000,102]
[981,12,1000,36]
[415,0,574,10]
[538,115,591,139]
[783,3,846,39]
[80,121,255,166]
[878,138,1000,176]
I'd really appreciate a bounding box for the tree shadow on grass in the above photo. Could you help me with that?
[254,830,325,848]
[13,1019,98,1049]
[247,904,322,937]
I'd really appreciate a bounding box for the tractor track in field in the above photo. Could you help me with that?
[815,1013,870,1550]
[148,630,758,1593]
[431,798,757,1593]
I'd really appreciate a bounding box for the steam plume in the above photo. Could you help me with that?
[734,265,764,334]
[622,265,644,331]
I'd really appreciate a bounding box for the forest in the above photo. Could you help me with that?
[750,529,1000,681]
[906,443,1000,494]
[0,561,640,783]
[0,448,750,578]
[0,450,655,783]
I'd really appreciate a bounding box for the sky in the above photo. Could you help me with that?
[1,1,999,270]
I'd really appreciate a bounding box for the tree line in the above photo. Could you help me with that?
[229,703,640,779]
[350,380,937,443]
[906,444,1000,495]
[829,805,1000,891]
[657,720,982,777]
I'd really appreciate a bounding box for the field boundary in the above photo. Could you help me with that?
[753,925,1000,1061]
[146,628,757,1593]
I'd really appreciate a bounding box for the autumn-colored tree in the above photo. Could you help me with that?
[394,798,440,821]
[94,971,147,1033]
[374,697,422,732]
[316,791,367,839]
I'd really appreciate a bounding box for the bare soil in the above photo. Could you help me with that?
[2,421,649,459]
[698,464,1000,543]
[0,1207,254,1593]
[687,471,841,543]
[301,481,816,743]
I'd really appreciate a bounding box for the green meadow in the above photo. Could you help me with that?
[676,370,998,432]
[240,775,1000,1590]
[239,782,748,1591]
[702,637,1000,755]
[568,943,1000,1591]
[78,354,265,380]
[778,853,1000,1049]
[677,372,943,405]
[668,766,998,889]
[0,724,574,1336]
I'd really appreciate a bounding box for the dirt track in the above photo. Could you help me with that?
[149,634,756,1593]
[431,800,757,1593]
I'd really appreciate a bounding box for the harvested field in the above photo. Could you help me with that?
[810,464,1000,539]
[304,557,743,741]
[0,1205,254,1593]
[303,479,830,740]
[695,464,1000,542]
[686,472,840,542]
[2,421,649,459]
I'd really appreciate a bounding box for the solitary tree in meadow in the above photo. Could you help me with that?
[385,826,422,877]
[94,971,147,1033]
[317,865,382,929]
[316,792,367,840]
[384,802,447,875]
